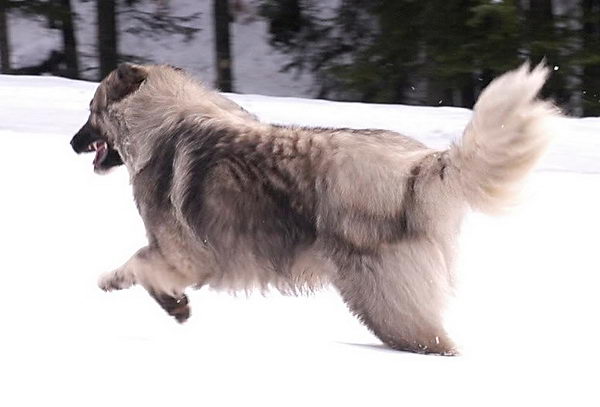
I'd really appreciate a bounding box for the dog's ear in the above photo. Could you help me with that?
[167,64,184,72]
[108,63,148,102]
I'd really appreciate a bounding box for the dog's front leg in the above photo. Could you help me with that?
[98,246,192,323]
[98,260,138,292]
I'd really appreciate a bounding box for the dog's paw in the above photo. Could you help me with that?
[165,294,191,323]
[150,292,191,323]
[171,299,191,323]
[98,270,135,292]
[414,337,459,356]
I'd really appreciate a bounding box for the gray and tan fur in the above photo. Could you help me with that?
[70,63,559,355]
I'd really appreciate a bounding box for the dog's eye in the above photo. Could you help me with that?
[90,115,100,128]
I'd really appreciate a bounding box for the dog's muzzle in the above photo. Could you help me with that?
[70,121,124,172]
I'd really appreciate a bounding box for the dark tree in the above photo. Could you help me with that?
[56,0,79,78]
[262,0,303,47]
[332,0,425,103]
[467,0,522,97]
[525,0,570,107]
[97,0,118,79]
[527,0,555,64]
[421,0,479,107]
[0,0,11,73]
[214,0,233,91]
[259,0,586,111]
[260,0,340,97]
[95,0,200,79]
[120,2,199,42]
[260,0,408,101]
[582,0,600,116]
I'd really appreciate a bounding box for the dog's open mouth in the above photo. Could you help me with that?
[88,140,123,172]
[71,121,125,173]
[86,140,109,169]
[72,135,124,173]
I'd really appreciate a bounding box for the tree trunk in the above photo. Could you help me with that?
[582,0,600,116]
[0,0,10,73]
[58,0,79,78]
[97,0,118,79]
[457,71,475,108]
[527,0,555,63]
[526,0,570,108]
[214,0,233,91]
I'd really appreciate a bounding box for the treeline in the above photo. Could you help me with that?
[0,0,239,90]
[261,0,600,116]
[1,1,600,116]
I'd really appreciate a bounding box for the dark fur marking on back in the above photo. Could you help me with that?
[136,136,177,210]
[168,125,319,274]
[395,163,422,241]
[178,128,232,229]
[437,154,447,180]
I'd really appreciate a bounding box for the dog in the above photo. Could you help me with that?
[70,63,558,355]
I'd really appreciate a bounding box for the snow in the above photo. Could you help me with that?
[1,74,599,406]
[6,13,61,68]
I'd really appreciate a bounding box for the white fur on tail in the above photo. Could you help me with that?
[449,63,560,214]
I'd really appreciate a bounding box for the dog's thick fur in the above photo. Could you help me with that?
[70,63,558,354]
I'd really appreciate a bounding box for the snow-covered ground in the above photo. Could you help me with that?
[1,74,599,406]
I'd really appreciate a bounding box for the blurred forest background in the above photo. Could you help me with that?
[1,0,599,116]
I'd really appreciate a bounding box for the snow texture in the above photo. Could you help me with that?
[0,74,599,406]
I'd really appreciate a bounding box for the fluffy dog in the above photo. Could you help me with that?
[70,63,558,354]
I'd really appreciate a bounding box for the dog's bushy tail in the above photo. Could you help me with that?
[448,63,560,214]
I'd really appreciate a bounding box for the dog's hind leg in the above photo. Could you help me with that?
[333,239,456,355]
[98,246,193,323]
[148,290,190,323]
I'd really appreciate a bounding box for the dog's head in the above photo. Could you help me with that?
[70,63,149,173]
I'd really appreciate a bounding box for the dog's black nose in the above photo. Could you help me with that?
[71,121,93,153]
[70,134,81,153]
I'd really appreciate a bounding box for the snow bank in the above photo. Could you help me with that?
[0,75,598,407]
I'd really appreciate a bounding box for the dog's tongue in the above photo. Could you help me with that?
[93,141,108,168]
